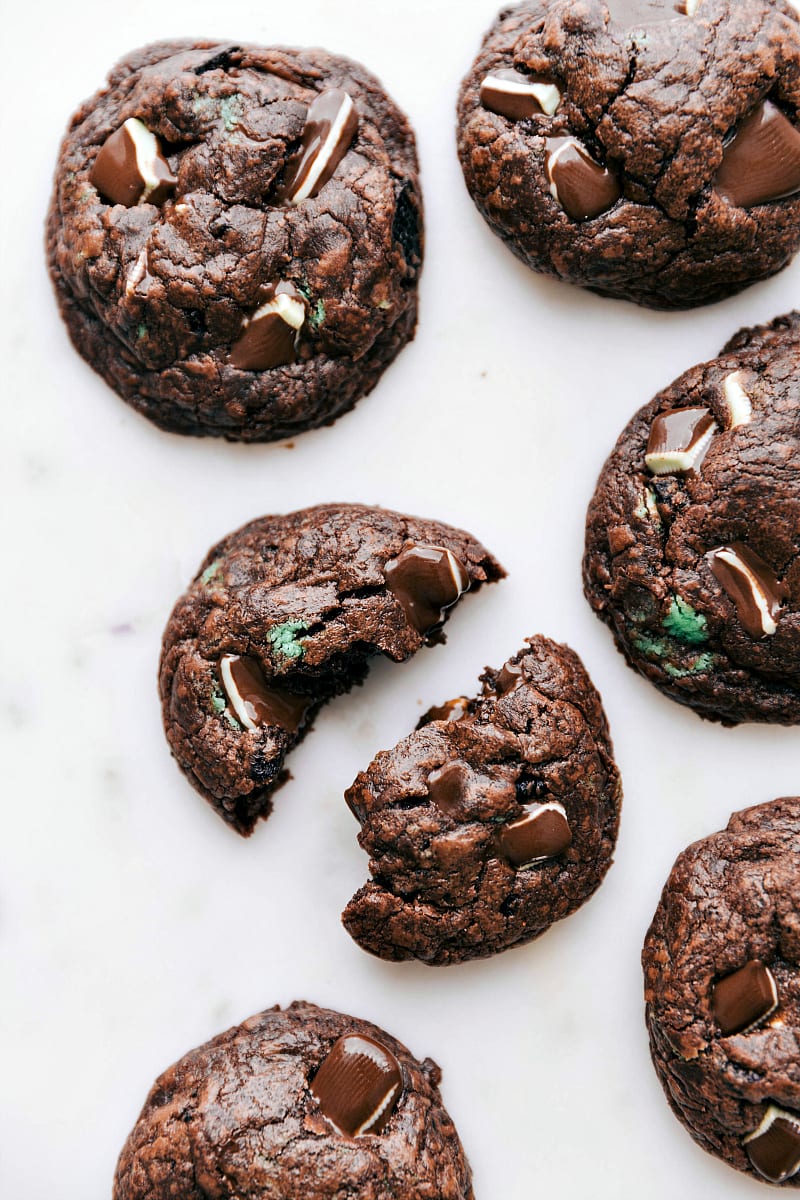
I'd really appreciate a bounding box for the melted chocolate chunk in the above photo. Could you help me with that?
[707,543,786,639]
[419,697,471,726]
[230,282,306,371]
[496,801,572,867]
[278,88,359,205]
[546,137,621,222]
[480,69,561,120]
[645,407,716,475]
[219,654,310,733]
[311,1034,402,1137]
[712,960,778,1035]
[716,101,800,209]
[384,544,470,634]
[89,118,176,208]
[427,762,471,817]
[493,660,523,695]
[744,1106,800,1184]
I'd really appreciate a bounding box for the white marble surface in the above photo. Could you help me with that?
[2,1,799,1195]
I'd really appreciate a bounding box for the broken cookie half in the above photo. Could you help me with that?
[343,635,622,966]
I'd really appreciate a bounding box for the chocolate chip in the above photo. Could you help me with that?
[89,118,176,208]
[278,88,359,205]
[707,544,786,639]
[744,1106,800,1184]
[715,101,800,209]
[712,960,778,1036]
[418,697,471,727]
[427,762,471,816]
[311,1035,402,1137]
[480,68,561,120]
[645,407,716,475]
[219,654,310,732]
[545,137,621,222]
[493,660,523,695]
[384,544,470,634]
[722,371,753,428]
[229,282,306,371]
[496,801,572,867]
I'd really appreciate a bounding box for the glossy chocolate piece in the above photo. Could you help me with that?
[384,544,470,634]
[230,282,306,371]
[707,543,786,639]
[427,762,471,817]
[546,137,621,222]
[480,68,561,120]
[716,101,800,209]
[712,959,778,1035]
[645,407,716,475]
[219,654,310,733]
[497,801,572,867]
[311,1034,402,1137]
[89,118,176,207]
[278,88,359,205]
[420,697,471,725]
[722,371,753,428]
[494,660,524,695]
[744,1106,800,1184]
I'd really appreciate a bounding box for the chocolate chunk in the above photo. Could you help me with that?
[707,544,786,639]
[278,88,359,205]
[645,407,716,475]
[230,282,306,371]
[480,69,561,120]
[311,1034,402,1137]
[384,544,470,634]
[722,371,753,428]
[716,101,800,209]
[493,660,524,695]
[496,801,572,867]
[545,137,621,222]
[712,960,778,1035]
[89,118,176,207]
[744,1106,800,1184]
[419,697,471,726]
[219,654,310,733]
[427,762,471,817]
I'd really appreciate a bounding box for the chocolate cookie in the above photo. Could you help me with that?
[159,504,504,835]
[643,798,800,1186]
[47,41,422,440]
[113,1001,474,1199]
[583,312,800,725]
[457,0,800,309]
[342,636,621,966]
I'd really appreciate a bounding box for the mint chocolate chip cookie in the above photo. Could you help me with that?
[47,41,422,440]
[159,504,504,834]
[583,313,800,724]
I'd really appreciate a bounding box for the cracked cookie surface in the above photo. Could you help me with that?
[47,40,422,440]
[113,1001,474,1200]
[643,798,800,1186]
[159,504,504,835]
[457,0,800,309]
[584,312,800,725]
[343,636,621,966]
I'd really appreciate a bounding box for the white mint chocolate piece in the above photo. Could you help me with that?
[723,371,753,428]
[645,407,717,475]
[230,282,306,371]
[545,137,621,222]
[219,653,310,733]
[682,0,702,14]
[707,544,785,639]
[279,89,359,205]
[744,1106,800,1184]
[480,69,562,120]
[90,117,177,207]
[125,248,150,296]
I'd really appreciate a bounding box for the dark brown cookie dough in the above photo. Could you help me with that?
[583,312,800,725]
[113,1001,474,1200]
[47,41,423,440]
[343,636,621,966]
[457,0,800,309]
[643,798,800,1186]
[159,504,504,835]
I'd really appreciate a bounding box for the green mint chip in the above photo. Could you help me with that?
[267,621,307,661]
[663,596,708,645]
